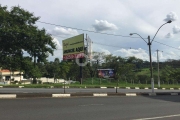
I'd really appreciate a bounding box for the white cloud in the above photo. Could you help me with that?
[92,20,118,32]
[160,51,180,61]
[114,48,149,61]
[164,11,178,22]
[52,38,62,49]
[165,33,174,38]
[173,25,180,34]
[49,38,63,61]
[100,48,111,55]
[50,27,78,36]
[49,50,63,62]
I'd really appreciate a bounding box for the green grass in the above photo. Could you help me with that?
[1,77,180,89]
[1,83,180,89]
[136,68,159,76]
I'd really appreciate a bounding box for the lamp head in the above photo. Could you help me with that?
[167,20,172,23]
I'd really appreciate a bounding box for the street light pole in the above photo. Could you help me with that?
[130,20,172,93]
[147,36,154,93]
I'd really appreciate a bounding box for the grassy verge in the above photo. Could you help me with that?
[0,77,180,89]
[1,83,178,89]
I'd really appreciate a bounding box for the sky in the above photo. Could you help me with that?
[1,0,180,62]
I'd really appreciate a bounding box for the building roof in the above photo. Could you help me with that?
[0,69,10,72]
[0,69,21,73]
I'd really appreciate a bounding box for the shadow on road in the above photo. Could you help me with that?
[142,95,180,103]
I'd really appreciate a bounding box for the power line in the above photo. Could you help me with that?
[51,34,135,50]
[162,51,180,58]
[37,21,145,39]
[51,34,179,52]
[153,41,180,50]
[93,41,133,49]
[55,41,143,51]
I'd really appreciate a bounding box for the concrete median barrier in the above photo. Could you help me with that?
[100,87,107,89]
[93,93,107,96]
[52,94,71,97]
[0,94,16,98]
[71,93,93,97]
[171,93,178,95]
[107,93,125,96]
[19,86,24,88]
[16,93,52,98]
[126,93,137,96]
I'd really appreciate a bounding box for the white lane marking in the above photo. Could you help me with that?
[133,114,180,120]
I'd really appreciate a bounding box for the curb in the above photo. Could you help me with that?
[0,92,179,99]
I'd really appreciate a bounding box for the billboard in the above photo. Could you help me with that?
[97,69,115,78]
[62,34,84,60]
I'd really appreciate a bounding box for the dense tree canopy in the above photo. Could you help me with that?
[0,5,56,68]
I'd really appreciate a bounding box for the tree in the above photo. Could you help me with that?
[126,56,143,71]
[21,57,40,79]
[59,61,71,80]
[0,5,39,62]
[0,5,56,83]
[87,52,106,80]
[45,58,62,82]
[99,54,135,82]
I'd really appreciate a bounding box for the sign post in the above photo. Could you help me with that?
[62,34,85,84]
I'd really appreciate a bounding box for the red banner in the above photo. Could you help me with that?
[63,53,85,60]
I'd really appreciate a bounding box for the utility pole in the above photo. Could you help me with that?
[157,50,162,88]
[79,34,88,85]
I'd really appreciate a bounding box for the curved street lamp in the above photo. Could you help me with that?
[130,20,172,93]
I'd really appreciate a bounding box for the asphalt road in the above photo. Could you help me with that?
[0,88,179,93]
[0,96,180,120]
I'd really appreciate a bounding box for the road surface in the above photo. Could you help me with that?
[0,96,180,120]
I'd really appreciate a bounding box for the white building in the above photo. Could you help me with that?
[0,69,23,82]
